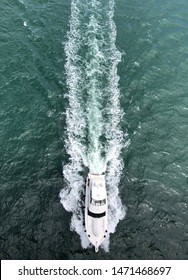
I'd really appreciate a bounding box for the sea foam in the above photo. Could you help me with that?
[60,0,126,251]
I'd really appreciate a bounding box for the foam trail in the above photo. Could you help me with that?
[60,0,126,251]
[103,0,126,240]
[60,0,87,245]
[85,1,106,174]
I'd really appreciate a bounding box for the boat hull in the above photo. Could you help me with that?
[85,174,108,252]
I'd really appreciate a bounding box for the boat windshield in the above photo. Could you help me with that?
[88,210,106,218]
[91,198,106,206]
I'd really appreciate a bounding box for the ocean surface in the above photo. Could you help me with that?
[0,0,188,260]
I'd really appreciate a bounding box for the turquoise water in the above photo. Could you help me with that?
[0,0,188,259]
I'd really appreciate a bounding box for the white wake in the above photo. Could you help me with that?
[60,0,126,251]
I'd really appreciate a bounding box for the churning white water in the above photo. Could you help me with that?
[60,0,127,251]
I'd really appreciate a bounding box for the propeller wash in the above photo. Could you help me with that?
[60,0,127,251]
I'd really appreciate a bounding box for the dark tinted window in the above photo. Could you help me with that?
[88,210,106,218]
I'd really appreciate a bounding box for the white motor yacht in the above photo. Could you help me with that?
[84,173,108,252]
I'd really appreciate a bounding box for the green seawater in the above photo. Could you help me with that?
[0,0,188,259]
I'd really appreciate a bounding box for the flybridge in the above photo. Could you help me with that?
[84,173,108,252]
